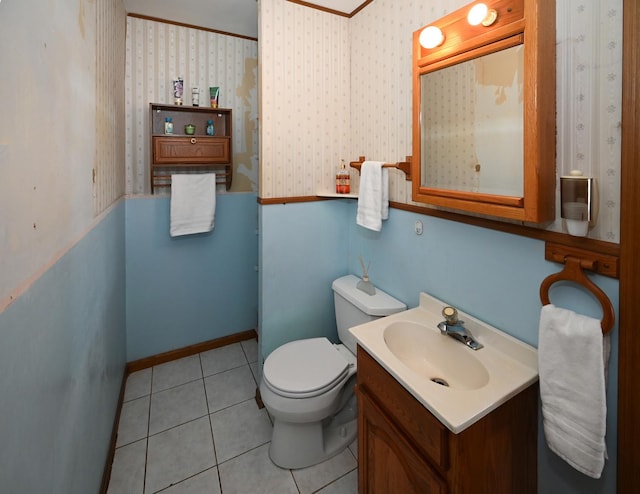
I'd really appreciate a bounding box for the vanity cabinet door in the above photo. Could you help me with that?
[358,388,447,494]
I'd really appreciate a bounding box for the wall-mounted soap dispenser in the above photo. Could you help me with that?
[561,170,594,237]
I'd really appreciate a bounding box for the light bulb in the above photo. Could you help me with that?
[419,26,445,49]
[467,3,498,27]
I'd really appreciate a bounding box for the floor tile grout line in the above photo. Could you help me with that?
[239,341,251,366]
[147,410,212,439]
[203,362,254,383]
[310,466,358,494]
[151,376,202,395]
[208,414,224,494]
[209,395,258,417]
[199,352,224,492]
[151,465,219,494]
[142,366,156,494]
[215,440,272,468]
[290,468,302,494]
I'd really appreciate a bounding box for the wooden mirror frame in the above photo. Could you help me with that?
[412,0,555,223]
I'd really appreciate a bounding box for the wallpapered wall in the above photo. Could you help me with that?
[556,1,621,242]
[125,16,259,195]
[260,0,622,242]
[95,0,126,216]
[259,1,352,198]
[0,0,126,310]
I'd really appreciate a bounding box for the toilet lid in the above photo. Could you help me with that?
[263,337,350,397]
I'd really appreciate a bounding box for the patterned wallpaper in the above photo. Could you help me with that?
[556,1,622,242]
[94,0,126,215]
[125,16,258,194]
[259,0,622,242]
[259,0,351,198]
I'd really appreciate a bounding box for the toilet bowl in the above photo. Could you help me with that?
[260,274,406,469]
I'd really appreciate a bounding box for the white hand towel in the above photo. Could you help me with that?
[170,173,217,237]
[356,161,389,231]
[538,304,610,478]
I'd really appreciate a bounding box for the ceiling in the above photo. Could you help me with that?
[122,1,368,40]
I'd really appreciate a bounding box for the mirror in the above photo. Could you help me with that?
[412,0,556,223]
[421,44,524,196]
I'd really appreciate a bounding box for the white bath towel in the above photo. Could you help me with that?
[538,304,610,478]
[356,161,389,231]
[170,173,217,237]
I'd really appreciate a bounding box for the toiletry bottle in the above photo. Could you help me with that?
[206,119,215,136]
[164,117,173,135]
[336,160,350,194]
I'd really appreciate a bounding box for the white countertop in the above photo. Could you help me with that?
[349,292,538,433]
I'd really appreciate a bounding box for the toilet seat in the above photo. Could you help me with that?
[263,337,351,399]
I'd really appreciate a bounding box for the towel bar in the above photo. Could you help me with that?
[540,256,615,334]
[349,156,412,181]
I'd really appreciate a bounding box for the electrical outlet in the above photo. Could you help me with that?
[414,220,423,235]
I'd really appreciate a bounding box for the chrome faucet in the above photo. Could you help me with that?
[437,306,484,351]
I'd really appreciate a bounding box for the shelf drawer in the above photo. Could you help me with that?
[153,136,230,164]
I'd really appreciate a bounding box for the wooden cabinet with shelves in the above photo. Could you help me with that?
[149,103,232,193]
[357,346,537,494]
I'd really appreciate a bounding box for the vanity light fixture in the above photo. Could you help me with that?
[467,3,498,27]
[419,26,445,49]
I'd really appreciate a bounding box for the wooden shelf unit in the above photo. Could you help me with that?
[149,103,233,193]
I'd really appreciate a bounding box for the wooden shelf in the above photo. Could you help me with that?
[149,103,233,192]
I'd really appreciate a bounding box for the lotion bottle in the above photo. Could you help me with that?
[336,160,350,194]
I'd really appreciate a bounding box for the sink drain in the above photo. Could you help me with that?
[431,377,449,387]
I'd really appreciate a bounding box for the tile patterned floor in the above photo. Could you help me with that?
[107,339,358,494]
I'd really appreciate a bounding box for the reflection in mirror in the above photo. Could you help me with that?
[421,45,524,197]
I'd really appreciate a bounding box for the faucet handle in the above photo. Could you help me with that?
[442,306,459,324]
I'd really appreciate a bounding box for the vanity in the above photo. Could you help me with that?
[350,293,539,493]
[357,349,537,493]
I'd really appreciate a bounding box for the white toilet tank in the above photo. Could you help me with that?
[331,275,406,354]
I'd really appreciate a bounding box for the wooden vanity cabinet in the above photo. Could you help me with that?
[149,103,232,193]
[356,346,537,494]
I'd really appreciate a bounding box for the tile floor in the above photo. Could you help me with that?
[107,338,358,494]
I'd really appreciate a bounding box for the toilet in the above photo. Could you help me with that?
[260,274,406,469]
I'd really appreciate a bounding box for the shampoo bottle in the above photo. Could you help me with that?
[206,119,215,136]
[336,160,350,194]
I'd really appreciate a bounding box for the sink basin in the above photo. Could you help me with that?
[383,321,489,390]
[349,292,538,433]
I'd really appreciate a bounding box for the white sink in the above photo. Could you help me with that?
[383,321,490,390]
[349,292,538,433]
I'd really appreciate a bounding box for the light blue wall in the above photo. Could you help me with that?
[259,200,351,357]
[258,199,619,494]
[126,194,259,361]
[0,202,126,494]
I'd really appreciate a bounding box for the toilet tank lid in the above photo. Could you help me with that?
[332,274,406,316]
